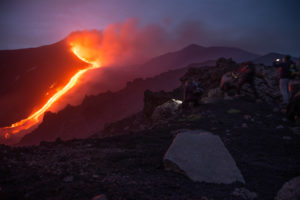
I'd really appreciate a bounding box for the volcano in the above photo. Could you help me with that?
[1,34,283,146]
[10,41,261,146]
[0,40,87,127]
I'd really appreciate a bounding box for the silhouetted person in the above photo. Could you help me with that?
[220,71,238,96]
[183,79,204,108]
[287,83,300,121]
[236,62,258,98]
[274,55,297,106]
[192,79,204,106]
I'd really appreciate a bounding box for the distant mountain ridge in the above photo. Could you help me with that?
[139,44,260,77]
[252,52,298,66]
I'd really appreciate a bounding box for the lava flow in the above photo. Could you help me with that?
[0,43,101,140]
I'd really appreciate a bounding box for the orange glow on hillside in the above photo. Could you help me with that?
[0,40,101,141]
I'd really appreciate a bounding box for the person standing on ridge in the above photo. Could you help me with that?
[274,55,297,107]
[183,79,204,108]
[236,61,258,98]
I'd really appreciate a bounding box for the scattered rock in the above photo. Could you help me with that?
[276,125,284,129]
[92,194,108,200]
[143,90,172,118]
[244,115,251,120]
[92,174,99,178]
[170,129,191,136]
[207,87,223,98]
[224,95,234,100]
[232,187,258,200]
[282,136,292,140]
[151,99,182,123]
[163,130,245,184]
[202,96,219,104]
[242,123,248,128]
[201,88,224,103]
[186,114,202,121]
[281,118,287,122]
[227,108,241,114]
[256,99,263,104]
[290,127,300,135]
[85,143,93,148]
[275,176,300,200]
[63,176,74,182]
[199,197,209,200]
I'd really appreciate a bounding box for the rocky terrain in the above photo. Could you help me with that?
[1,58,300,200]
[0,96,299,200]
[16,55,283,146]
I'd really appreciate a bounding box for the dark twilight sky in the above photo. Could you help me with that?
[0,0,299,56]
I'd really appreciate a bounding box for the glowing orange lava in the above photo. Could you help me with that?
[0,43,101,140]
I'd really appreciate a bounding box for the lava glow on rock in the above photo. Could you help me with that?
[0,41,101,141]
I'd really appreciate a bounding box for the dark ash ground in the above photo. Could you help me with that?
[0,99,299,200]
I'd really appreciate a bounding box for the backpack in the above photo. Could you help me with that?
[192,81,204,95]
[289,63,297,79]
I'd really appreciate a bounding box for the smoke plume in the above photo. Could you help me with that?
[67,18,203,67]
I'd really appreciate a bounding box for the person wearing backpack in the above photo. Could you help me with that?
[236,61,258,98]
[273,55,297,106]
[183,79,204,108]
[192,79,204,106]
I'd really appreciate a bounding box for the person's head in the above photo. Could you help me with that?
[184,79,189,86]
[231,72,239,79]
[283,55,291,62]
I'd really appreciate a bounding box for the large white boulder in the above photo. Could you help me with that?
[275,176,300,200]
[164,130,245,184]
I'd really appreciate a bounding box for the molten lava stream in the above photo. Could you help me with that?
[0,45,101,140]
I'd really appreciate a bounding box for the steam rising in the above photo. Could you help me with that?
[67,18,201,66]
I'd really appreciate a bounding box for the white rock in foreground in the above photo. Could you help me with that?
[275,176,300,200]
[163,130,245,184]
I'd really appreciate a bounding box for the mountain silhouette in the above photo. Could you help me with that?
[139,44,260,77]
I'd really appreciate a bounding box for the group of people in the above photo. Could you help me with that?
[183,55,300,119]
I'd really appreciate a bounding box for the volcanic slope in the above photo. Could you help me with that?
[0,40,87,127]
[16,43,263,146]
[0,81,299,200]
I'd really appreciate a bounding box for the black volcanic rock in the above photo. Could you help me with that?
[143,90,173,118]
